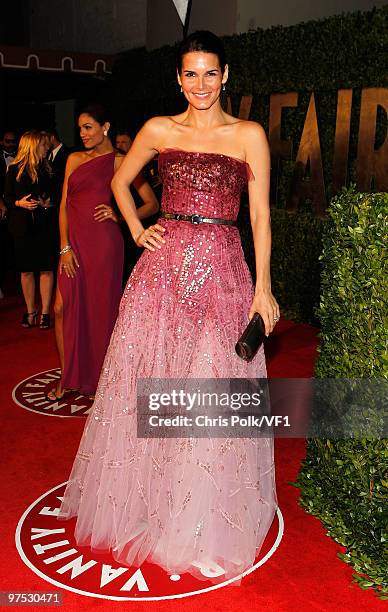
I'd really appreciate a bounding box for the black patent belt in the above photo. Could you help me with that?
[160,212,236,226]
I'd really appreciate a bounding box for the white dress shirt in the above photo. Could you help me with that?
[3,151,15,168]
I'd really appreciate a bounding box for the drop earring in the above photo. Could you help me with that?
[222,83,226,92]
[103,130,108,136]
[180,86,183,93]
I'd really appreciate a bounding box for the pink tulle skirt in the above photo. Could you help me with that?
[59,221,277,583]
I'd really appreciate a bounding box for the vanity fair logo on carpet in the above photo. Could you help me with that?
[12,368,92,417]
[16,484,284,601]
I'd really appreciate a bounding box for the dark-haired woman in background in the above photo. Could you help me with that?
[47,104,158,400]
[59,33,278,583]
[4,130,55,328]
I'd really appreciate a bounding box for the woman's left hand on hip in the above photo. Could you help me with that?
[94,204,118,223]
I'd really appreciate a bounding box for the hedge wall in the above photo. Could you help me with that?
[297,188,388,598]
[238,197,324,323]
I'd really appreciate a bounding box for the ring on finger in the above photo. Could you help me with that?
[273,315,280,322]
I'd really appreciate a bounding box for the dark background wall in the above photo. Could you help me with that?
[1,1,386,149]
[2,0,386,54]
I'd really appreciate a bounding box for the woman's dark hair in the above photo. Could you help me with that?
[177,30,227,74]
[79,103,110,126]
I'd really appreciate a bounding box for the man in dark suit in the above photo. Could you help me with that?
[47,128,70,208]
[0,130,17,297]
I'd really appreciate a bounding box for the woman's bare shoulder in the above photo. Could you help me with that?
[66,151,88,165]
[142,114,192,135]
[67,150,87,160]
[64,151,91,175]
[141,115,176,135]
[134,115,187,152]
[231,120,269,159]
[235,119,267,141]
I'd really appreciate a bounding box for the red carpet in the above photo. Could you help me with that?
[0,291,384,611]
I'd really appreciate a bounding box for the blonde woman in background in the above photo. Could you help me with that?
[4,130,56,329]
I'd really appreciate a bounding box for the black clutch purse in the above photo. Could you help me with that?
[235,313,266,361]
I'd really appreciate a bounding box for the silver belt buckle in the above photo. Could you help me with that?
[190,214,203,224]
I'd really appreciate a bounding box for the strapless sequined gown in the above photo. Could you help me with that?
[59,150,277,583]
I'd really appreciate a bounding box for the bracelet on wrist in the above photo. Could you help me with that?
[59,245,72,255]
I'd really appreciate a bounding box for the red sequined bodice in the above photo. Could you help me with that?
[158,149,250,221]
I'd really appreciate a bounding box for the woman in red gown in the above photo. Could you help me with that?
[48,104,158,399]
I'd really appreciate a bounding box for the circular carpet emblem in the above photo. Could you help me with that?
[12,369,92,417]
[16,483,284,601]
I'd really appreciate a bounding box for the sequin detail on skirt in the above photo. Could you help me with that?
[59,150,277,584]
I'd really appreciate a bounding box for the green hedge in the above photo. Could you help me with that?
[238,198,325,323]
[297,188,388,598]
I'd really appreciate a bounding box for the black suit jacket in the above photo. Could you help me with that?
[50,145,70,207]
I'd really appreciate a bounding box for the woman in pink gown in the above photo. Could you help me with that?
[59,32,279,582]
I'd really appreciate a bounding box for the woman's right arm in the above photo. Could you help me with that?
[58,154,81,278]
[111,118,166,251]
[131,172,159,220]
